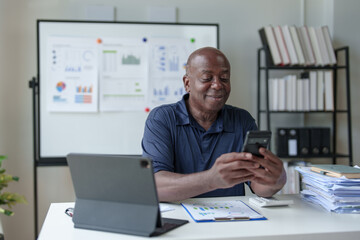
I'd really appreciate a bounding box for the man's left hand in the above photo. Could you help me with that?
[248,147,286,197]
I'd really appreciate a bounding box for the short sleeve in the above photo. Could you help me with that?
[241,110,258,137]
[141,107,175,173]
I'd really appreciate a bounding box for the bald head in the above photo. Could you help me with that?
[182,47,231,116]
[185,47,230,75]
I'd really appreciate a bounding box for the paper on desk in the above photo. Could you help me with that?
[297,166,360,213]
[302,189,360,213]
[159,203,175,212]
[297,167,360,195]
[181,199,265,222]
[302,178,360,194]
[305,184,360,202]
[296,167,360,184]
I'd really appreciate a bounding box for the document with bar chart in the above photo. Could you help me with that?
[46,36,98,112]
[147,37,195,108]
[181,199,266,222]
[98,37,148,111]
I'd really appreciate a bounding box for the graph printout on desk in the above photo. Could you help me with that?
[181,199,266,222]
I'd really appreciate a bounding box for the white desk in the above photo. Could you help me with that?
[38,195,360,240]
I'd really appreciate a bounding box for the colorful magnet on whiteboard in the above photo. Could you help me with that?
[145,107,150,112]
[190,38,195,43]
[143,37,147,42]
[97,38,102,44]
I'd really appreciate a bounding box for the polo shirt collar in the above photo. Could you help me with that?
[175,94,234,133]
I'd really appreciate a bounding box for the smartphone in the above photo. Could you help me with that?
[241,131,272,157]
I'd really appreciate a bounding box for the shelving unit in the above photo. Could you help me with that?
[257,46,353,166]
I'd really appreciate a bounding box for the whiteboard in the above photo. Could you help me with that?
[37,20,218,164]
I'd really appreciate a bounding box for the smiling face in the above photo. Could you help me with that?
[183,48,231,114]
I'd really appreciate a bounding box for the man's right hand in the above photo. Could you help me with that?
[206,152,260,190]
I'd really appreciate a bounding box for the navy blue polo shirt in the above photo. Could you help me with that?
[142,94,257,197]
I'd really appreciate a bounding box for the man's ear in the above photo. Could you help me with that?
[183,75,190,93]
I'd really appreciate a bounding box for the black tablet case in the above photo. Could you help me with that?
[67,153,188,237]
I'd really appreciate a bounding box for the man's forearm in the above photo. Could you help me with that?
[154,170,215,202]
[251,169,287,197]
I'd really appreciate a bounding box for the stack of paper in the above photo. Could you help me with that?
[296,166,360,213]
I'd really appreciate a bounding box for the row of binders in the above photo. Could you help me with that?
[276,127,331,158]
[296,165,360,213]
[259,25,336,66]
[269,71,333,112]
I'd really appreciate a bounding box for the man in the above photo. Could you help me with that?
[142,47,286,202]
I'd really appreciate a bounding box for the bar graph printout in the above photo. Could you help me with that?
[99,37,148,111]
[46,36,98,112]
[148,38,195,108]
[181,199,266,222]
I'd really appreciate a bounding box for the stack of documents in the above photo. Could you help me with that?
[296,166,360,213]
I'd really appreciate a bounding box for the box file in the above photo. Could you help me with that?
[288,129,298,156]
[276,127,331,157]
[298,128,310,156]
[320,128,331,155]
[310,128,322,155]
[277,129,288,156]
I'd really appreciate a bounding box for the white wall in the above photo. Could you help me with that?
[303,0,356,166]
[0,1,359,240]
[332,0,360,166]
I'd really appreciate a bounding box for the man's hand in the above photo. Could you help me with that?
[207,152,260,190]
[248,147,286,197]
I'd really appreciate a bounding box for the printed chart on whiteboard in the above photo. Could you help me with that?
[47,36,98,112]
[99,37,148,111]
[148,38,195,108]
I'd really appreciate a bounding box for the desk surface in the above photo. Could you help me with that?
[38,195,360,240]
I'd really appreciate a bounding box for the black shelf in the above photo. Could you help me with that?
[257,46,353,166]
[259,110,348,113]
[259,65,346,70]
[278,153,350,159]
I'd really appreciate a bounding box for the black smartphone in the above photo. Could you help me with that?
[241,131,272,157]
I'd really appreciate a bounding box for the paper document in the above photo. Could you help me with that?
[181,199,265,222]
[296,166,360,214]
[99,37,148,111]
[160,203,175,213]
[46,36,99,112]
